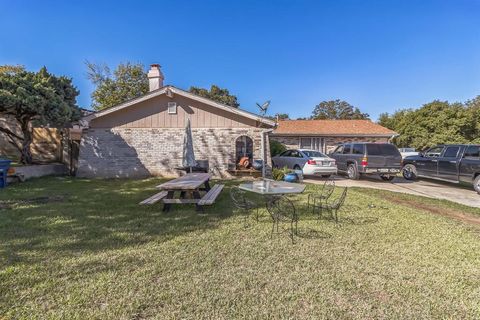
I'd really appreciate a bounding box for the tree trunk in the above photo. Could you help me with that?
[19,120,33,165]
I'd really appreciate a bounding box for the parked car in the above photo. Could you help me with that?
[402,144,480,194]
[329,142,402,181]
[271,149,337,177]
[398,147,419,158]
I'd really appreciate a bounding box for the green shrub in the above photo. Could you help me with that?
[272,168,285,181]
[272,166,294,181]
[270,140,286,157]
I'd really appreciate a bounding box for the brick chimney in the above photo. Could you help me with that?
[147,64,164,91]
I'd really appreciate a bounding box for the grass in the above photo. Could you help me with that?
[1,177,480,319]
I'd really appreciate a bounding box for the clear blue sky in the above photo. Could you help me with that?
[1,0,479,120]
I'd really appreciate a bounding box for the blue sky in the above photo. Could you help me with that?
[1,0,479,120]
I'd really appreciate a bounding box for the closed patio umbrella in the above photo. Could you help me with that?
[182,118,197,173]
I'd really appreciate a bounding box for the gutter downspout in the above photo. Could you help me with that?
[261,128,275,178]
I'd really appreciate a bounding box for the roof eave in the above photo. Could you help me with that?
[272,133,397,137]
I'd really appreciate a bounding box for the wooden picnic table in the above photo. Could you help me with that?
[156,173,212,212]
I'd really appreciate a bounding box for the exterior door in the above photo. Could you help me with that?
[437,145,463,181]
[416,146,444,177]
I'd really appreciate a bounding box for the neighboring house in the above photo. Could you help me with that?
[77,64,275,178]
[271,119,397,153]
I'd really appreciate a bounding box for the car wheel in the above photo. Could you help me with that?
[402,164,417,180]
[474,175,480,195]
[293,165,302,171]
[347,164,359,180]
[321,175,331,178]
[380,175,395,181]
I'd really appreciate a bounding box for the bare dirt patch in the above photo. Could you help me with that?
[379,194,480,228]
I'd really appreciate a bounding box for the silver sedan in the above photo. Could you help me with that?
[272,149,337,177]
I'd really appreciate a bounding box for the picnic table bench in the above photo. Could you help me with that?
[140,173,224,212]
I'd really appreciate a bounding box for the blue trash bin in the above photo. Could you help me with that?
[0,159,12,188]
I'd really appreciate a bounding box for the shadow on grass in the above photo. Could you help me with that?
[296,227,332,239]
[0,177,240,267]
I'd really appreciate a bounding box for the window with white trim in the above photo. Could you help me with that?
[167,102,177,114]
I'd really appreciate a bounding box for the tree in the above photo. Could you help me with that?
[86,61,149,110]
[265,113,290,121]
[189,85,240,108]
[378,99,480,150]
[0,66,80,164]
[270,139,287,156]
[0,64,25,75]
[311,99,369,120]
[275,113,290,120]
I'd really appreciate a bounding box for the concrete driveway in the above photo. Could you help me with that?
[304,175,480,208]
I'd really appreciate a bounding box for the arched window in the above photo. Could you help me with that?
[235,135,253,163]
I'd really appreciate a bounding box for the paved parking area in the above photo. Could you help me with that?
[304,175,480,208]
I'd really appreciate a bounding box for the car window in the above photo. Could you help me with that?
[442,146,460,158]
[366,144,400,156]
[425,146,444,158]
[290,150,302,158]
[343,144,352,154]
[464,146,480,158]
[333,145,344,154]
[279,150,291,157]
[302,150,327,158]
[352,144,364,155]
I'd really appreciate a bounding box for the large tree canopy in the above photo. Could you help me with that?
[86,61,149,111]
[378,98,480,150]
[189,85,240,108]
[0,65,25,75]
[311,99,370,120]
[0,66,80,163]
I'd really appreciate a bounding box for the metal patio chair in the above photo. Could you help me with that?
[230,186,260,228]
[307,178,335,213]
[266,195,298,243]
[315,187,348,223]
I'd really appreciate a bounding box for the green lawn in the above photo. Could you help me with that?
[1,177,480,319]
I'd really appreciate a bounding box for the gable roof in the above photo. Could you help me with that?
[83,85,276,127]
[273,120,397,137]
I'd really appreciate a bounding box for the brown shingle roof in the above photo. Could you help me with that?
[274,120,397,136]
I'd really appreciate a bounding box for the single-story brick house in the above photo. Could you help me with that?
[271,119,397,153]
[77,65,275,178]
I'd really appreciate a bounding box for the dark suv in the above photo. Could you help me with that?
[329,143,402,180]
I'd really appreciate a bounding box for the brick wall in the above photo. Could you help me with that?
[271,136,390,153]
[77,128,272,178]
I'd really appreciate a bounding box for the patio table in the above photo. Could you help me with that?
[156,173,211,212]
[239,179,306,196]
[239,179,306,242]
[239,179,306,211]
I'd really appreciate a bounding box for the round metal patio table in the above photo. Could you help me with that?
[238,179,306,196]
[239,179,306,243]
